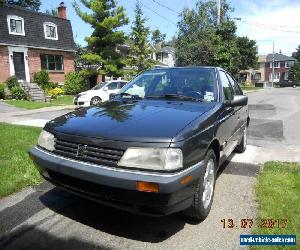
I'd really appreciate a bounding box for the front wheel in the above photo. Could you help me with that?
[90,97,101,106]
[183,149,216,221]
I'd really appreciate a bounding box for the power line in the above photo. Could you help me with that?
[234,18,300,34]
[151,0,181,15]
[142,3,177,26]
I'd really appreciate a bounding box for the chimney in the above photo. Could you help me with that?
[57,2,67,19]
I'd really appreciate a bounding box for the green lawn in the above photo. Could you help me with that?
[0,123,42,198]
[252,162,300,249]
[5,95,74,109]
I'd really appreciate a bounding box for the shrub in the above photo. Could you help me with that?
[5,76,19,90]
[49,82,59,89]
[0,83,5,99]
[33,70,50,91]
[47,87,64,99]
[11,86,28,100]
[64,72,86,95]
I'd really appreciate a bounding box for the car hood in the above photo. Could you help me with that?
[45,100,215,143]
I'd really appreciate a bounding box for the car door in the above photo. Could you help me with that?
[226,73,248,137]
[217,70,239,156]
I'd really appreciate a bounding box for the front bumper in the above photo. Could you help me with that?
[29,147,205,216]
[73,97,90,107]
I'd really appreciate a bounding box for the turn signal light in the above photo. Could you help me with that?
[136,181,159,193]
[180,175,193,185]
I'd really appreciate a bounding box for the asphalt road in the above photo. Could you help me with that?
[1,87,300,249]
[247,87,300,150]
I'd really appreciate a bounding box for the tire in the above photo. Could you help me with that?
[183,149,217,221]
[235,127,247,153]
[293,84,296,88]
[90,97,101,106]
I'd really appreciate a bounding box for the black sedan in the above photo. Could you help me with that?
[29,67,249,221]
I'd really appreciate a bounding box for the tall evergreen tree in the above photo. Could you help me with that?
[292,45,300,61]
[73,0,129,77]
[5,0,41,11]
[128,0,154,72]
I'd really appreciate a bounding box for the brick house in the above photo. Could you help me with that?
[239,53,296,84]
[264,53,295,82]
[0,3,75,83]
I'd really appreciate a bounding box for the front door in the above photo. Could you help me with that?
[13,52,26,80]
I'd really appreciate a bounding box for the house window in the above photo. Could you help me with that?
[285,61,294,68]
[284,72,289,80]
[252,73,261,80]
[43,22,58,40]
[7,15,25,36]
[269,72,280,81]
[40,54,63,71]
[270,62,280,68]
[157,53,162,61]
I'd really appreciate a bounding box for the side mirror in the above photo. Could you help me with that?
[103,86,108,91]
[225,95,248,107]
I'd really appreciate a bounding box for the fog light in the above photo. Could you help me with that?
[136,181,159,193]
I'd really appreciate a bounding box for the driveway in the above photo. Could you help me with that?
[0,87,299,249]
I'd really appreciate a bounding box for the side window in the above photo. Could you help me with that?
[119,82,127,89]
[219,71,234,101]
[226,73,243,95]
[107,82,118,90]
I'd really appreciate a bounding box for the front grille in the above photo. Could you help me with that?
[54,138,124,167]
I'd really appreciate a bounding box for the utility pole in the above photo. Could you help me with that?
[272,41,275,87]
[217,0,221,26]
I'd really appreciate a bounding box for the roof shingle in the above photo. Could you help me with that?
[0,4,75,51]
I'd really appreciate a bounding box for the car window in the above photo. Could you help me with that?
[121,68,218,102]
[92,82,106,90]
[226,73,243,95]
[219,71,234,101]
[107,82,118,90]
[119,82,127,89]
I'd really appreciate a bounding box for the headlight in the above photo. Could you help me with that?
[118,147,183,170]
[37,130,55,151]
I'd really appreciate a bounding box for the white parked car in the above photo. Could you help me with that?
[74,80,128,107]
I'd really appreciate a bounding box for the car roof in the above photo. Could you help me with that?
[149,66,224,72]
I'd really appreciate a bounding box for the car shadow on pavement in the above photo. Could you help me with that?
[39,188,187,243]
[0,224,112,250]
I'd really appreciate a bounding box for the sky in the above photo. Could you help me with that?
[40,0,300,56]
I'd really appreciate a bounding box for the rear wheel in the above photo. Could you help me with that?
[235,127,247,153]
[183,149,216,221]
[90,97,101,106]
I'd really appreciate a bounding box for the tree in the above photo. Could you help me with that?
[175,0,257,75]
[45,7,58,17]
[73,0,129,77]
[128,0,154,72]
[151,28,166,47]
[5,0,41,11]
[236,36,258,70]
[292,45,300,61]
[289,45,300,82]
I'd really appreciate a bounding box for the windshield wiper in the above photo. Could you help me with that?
[146,94,204,102]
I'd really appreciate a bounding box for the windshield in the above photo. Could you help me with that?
[92,82,107,90]
[120,68,218,102]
